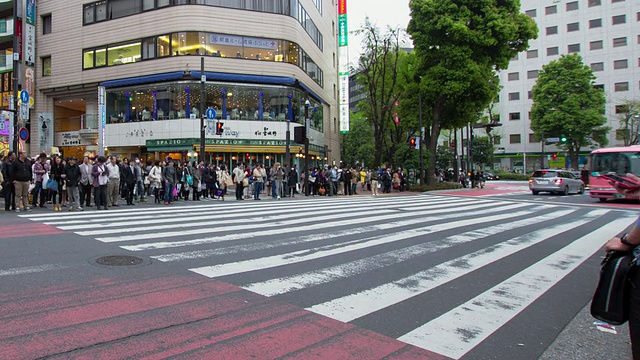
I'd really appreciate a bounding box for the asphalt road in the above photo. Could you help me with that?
[0,189,636,359]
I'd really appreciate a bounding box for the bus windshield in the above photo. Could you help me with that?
[591,152,640,175]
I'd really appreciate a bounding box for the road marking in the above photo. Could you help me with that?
[189,209,537,278]
[306,209,613,323]
[123,202,525,251]
[397,214,632,359]
[0,263,68,277]
[243,207,577,296]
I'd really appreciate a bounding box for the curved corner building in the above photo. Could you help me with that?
[33,0,340,167]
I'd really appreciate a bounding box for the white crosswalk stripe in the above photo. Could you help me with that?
[17,195,636,359]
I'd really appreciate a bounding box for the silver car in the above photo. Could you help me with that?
[529,170,585,195]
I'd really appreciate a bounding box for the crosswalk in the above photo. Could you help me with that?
[18,195,637,360]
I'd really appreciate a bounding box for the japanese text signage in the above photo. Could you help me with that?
[338,0,349,134]
[24,24,35,66]
[25,0,36,25]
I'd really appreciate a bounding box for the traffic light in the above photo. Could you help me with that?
[294,126,306,144]
[560,137,567,143]
[409,137,416,150]
[552,154,558,160]
[216,122,224,135]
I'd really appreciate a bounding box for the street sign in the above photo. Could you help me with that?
[24,24,35,67]
[19,103,29,120]
[206,108,217,119]
[546,137,560,143]
[18,127,29,141]
[19,90,29,104]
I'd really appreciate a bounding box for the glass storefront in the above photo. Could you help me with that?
[83,31,323,87]
[105,81,324,131]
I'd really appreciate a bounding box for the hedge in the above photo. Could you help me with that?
[408,182,463,192]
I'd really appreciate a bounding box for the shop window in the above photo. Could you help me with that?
[208,33,244,58]
[83,49,94,69]
[95,48,106,67]
[243,35,279,61]
[142,38,155,60]
[42,56,51,76]
[157,35,171,57]
[108,42,141,66]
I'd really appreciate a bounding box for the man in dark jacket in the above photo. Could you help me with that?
[288,165,298,198]
[2,152,15,211]
[64,157,82,211]
[121,158,136,205]
[11,151,32,212]
[162,159,177,205]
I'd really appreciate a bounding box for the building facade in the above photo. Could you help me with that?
[493,0,640,171]
[33,0,340,167]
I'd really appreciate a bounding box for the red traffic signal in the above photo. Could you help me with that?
[409,137,416,150]
[552,154,558,160]
[216,122,224,135]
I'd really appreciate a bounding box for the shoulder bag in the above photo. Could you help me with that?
[591,250,636,325]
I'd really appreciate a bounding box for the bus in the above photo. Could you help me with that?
[589,146,640,202]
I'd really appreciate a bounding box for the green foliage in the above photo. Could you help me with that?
[340,112,375,167]
[407,0,538,185]
[435,145,454,170]
[471,136,494,166]
[407,181,462,192]
[495,171,530,181]
[615,99,640,146]
[530,53,609,168]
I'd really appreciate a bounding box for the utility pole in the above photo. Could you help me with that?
[11,0,19,153]
[199,57,205,163]
[285,114,290,167]
[453,129,459,182]
[418,95,424,184]
[303,99,310,196]
[540,130,545,169]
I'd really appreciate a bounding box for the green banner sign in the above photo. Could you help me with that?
[338,15,348,46]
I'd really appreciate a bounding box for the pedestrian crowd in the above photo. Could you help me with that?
[0,151,412,212]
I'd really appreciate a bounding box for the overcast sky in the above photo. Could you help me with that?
[347,0,412,65]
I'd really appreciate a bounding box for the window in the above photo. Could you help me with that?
[528,91,533,99]
[525,9,536,17]
[589,18,602,28]
[616,105,627,114]
[96,1,107,22]
[567,22,580,32]
[508,92,520,101]
[591,62,604,71]
[594,84,605,91]
[615,82,629,92]
[83,4,94,25]
[545,5,557,15]
[511,53,519,61]
[637,12,640,21]
[568,44,580,53]
[42,14,52,35]
[107,42,141,65]
[614,59,628,69]
[527,49,538,59]
[95,48,106,67]
[613,37,628,47]
[529,134,540,143]
[83,49,94,69]
[613,15,626,25]
[142,38,155,60]
[546,26,558,35]
[510,134,522,144]
[108,0,141,20]
[612,0,625,3]
[590,40,603,50]
[566,2,579,11]
[493,136,501,145]
[547,47,559,56]
[508,72,519,81]
[42,56,51,76]
[157,34,170,57]
[589,0,601,6]
[509,112,521,120]
[527,70,539,79]
[143,0,154,11]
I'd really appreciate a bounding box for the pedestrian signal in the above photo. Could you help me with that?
[409,137,416,150]
[294,126,306,144]
[552,154,558,160]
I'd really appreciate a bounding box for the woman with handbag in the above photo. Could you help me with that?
[49,156,65,211]
[148,161,163,204]
[603,173,640,358]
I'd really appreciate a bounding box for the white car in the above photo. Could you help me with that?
[529,170,585,195]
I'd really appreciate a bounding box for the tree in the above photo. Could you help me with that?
[356,20,403,167]
[408,0,538,185]
[471,136,494,168]
[530,53,609,168]
[340,112,375,167]
[615,99,640,146]
[435,145,454,170]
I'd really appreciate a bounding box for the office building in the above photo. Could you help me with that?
[32,0,340,166]
[493,0,639,171]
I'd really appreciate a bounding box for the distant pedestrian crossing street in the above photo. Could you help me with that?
[18,195,636,360]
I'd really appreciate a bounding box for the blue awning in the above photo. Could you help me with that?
[101,71,326,105]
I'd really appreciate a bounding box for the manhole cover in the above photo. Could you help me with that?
[95,255,144,266]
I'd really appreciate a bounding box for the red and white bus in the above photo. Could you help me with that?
[589,145,640,202]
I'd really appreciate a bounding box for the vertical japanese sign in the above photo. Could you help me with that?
[338,0,349,134]
[98,86,106,156]
[24,0,36,67]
